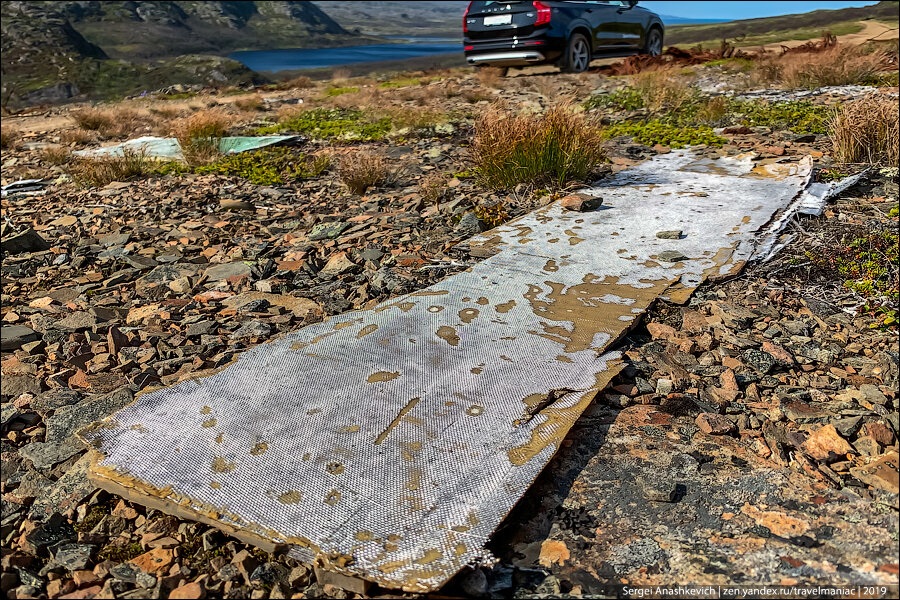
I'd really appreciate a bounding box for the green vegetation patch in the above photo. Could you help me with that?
[98,542,145,562]
[254,108,393,140]
[602,120,725,148]
[325,86,359,97]
[584,88,644,111]
[807,227,899,326]
[726,99,830,134]
[195,148,330,185]
[378,77,421,89]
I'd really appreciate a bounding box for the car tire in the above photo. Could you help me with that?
[641,27,663,56]
[560,33,590,73]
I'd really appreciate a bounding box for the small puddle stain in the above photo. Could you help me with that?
[338,425,360,433]
[326,462,345,475]
[465,405,484,417]
[543,259,559,272]
[250,442,268,455]
[459,308,479,324]
[357,324,378,338]
[211,456,236,473]
[367,371,400,383]
[324,490,341,506]
[278,490,303,504]
[427,305,444,313]
[436,326,460,346]
[355,530,376,541]
[496,300,516,313]
[201,418,217,428]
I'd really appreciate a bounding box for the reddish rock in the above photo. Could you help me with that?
[59,586,103,599]
[863,422,895,447]
[695,413,736,435]
[720,368,739,391]
[762,341,794,366]
[559,193,603,212]
[801,424,855,462]
[680,308,708,334]
[130,547,175,575]
[71,570,99,587]
[169,582,206,599]
[647,322,678,341]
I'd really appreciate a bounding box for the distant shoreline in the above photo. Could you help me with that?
[262,51,468,81]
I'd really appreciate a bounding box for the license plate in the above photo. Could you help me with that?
[484,15,512,26]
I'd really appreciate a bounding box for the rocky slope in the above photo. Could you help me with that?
[1,1,364,111]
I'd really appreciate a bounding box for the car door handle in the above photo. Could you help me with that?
[585,8,592,12]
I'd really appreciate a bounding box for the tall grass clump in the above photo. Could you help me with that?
[338,151,394,195]
[632,69,695,114]
[471,105,605,189]
[754,45,890,89]
[830,95,899,165]
[1,126,18,150]
[171,111,230,166]
[70,148,153,187]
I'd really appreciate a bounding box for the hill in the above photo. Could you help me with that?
[1,1,369,110]
[312,1,468,38]
[665,0,900,46]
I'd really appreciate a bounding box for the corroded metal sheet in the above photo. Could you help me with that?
[80,150,812,592]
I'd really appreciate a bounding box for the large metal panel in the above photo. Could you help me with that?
[80,151,812,592]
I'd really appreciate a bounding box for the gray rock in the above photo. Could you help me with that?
[29,455,97,521]
[230,320,271,341]
[53,543,95,571]
[1,228,50,254]
[658,250,689,262]
[19,440,83,470]
[56,311,98,331]
[45,386,133,444]
[455,212,487,236]
[1,374,41,399]
[308,221,349,241]
[742,349,777,374]
[637,476,679,502]
[186,320,216,337]
[23,513,75,555]
[204,261,253,282]
[1,325,39,351]
[31,388,82,415]
[656,230,683,239]
[460,568,488,597]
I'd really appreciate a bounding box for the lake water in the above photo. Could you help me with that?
[230,41,463,72]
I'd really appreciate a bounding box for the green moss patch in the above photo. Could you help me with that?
[254,108,392,141]
[195,148,329,185]
[602,121,725,148]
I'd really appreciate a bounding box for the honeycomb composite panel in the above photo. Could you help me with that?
[80,151,812,592]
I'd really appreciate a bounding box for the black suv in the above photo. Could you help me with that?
[463,1,664,72]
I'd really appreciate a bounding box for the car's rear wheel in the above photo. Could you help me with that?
[560,33,590,73]
[641,27,663,56]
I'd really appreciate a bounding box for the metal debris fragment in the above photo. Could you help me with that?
[80,150,813,592]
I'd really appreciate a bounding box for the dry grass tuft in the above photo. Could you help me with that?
[1,126,19,150]
[70,148,153,187]
[70,106,154,139]
[278,75,314,90]
[420,172,448,205]
[477,67,506,89]
[234,95,264,111]
[754,45,890,89]
[632,70,695,114]
[471,104,605,189]
[40,146,72,165]
[332,68,351,84]
[170,111,230,166]
[338,151,394,195]
[60,129,96,146]
[830,95,898,165]
[71,107,115,131]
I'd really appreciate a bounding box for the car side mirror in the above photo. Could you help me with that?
[618,1,637,11]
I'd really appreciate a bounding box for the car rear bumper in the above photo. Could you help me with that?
[464,36,563,67]
[466,51,546,66]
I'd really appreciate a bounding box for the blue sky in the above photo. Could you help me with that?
[639,1,878,20]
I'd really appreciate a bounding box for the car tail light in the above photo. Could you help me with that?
[533,1,551,26]
[463,1,472,33]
